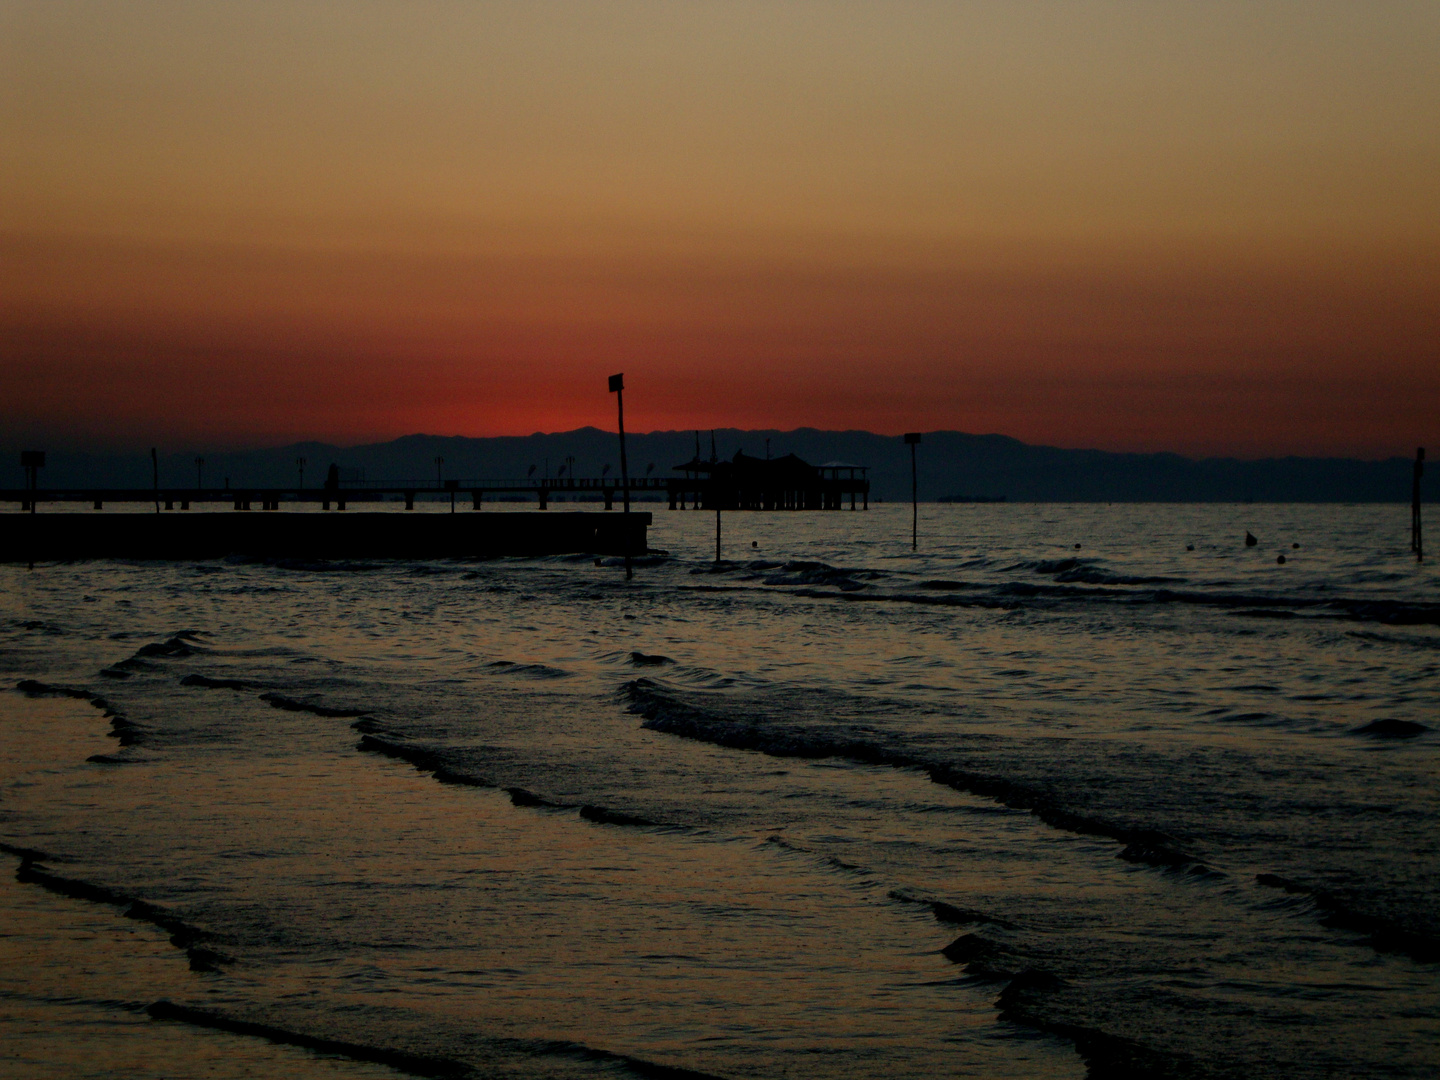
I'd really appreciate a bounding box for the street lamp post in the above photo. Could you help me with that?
[904,433,922,551]
[608,373,633,580]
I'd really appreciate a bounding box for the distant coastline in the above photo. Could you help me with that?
[3,428,1419,505]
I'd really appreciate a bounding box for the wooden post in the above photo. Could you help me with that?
[1414,447,1425,561]
[904,433,921,552]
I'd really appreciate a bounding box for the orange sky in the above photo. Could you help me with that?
[2,1,1437,457]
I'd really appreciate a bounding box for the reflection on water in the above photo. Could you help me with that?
[0,503,1436,1078]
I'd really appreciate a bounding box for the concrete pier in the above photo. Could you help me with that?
[0,512,651,562]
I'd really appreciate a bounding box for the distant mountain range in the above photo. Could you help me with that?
[2,428,1417,502]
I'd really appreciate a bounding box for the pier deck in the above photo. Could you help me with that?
[0,511,650,562]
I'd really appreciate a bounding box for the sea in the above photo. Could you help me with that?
[1,502,1436,1080]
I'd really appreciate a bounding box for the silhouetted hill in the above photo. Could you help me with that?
[2,429,1415,502]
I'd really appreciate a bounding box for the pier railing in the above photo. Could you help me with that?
[3,475,673,512]
[2,473,868,512]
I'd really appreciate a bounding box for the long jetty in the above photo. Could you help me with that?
[1,459,868,561]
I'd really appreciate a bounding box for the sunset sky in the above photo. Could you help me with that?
[2,1,1436,457]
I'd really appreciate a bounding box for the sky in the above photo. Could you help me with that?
[2,1,1436,458]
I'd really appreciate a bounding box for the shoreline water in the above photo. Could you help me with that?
[2,503,1435,1078]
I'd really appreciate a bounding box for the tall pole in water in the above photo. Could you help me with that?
[711,430,721,561]
[609,373,633,580]
[904,432,921,551]
[150,448,160,513]
[1414,447,1425,561]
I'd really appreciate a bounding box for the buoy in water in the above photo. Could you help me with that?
[1277,554,1287,564]
[1074,543,1081,549]
[1245,532,1258,547]
[1292,542,1299,549]
[1187,544,1195,551]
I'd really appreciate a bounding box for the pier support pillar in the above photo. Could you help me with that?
[93,500,102,510]
[165,500,174,511]
[604,488,613,511]
[472,491,482,510]
[181,500,189,510]
[404,491,415,510]
[322,500,331,511]
[538,489,548,510]
[337,500,346,511]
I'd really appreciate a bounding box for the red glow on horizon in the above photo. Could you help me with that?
[2,227,1435,460]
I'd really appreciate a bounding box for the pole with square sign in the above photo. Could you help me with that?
[609,374,633,580]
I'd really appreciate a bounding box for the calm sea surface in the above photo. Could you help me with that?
[1,503,1437,1079]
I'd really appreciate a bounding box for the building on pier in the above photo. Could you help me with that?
[667,451,868,510]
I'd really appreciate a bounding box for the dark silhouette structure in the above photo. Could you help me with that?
[0,512,650,563]
[904,433,921,551]
[2,473,674,513]
[667,451,868,511]
[1414,447,1425,561]
[19,451,43,513]
[609,373,633,579]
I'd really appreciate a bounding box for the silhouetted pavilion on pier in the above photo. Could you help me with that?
[667,451,869,510]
